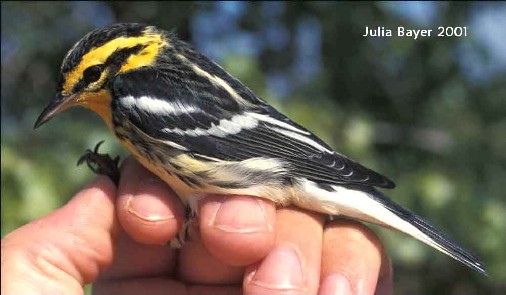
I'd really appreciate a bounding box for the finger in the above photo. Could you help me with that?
[244,207,324,295]
[317,219,387,295]
[94,277,241,295]
[97,156,190,286]
[94,230,178,283]
[1,176,117,294]
[375,249,393,295]
[117,156,185,245]
[178,229,245,284]
[198,195,276,266]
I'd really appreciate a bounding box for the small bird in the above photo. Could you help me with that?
[34,23,485,274]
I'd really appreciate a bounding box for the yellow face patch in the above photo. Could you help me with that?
[63,30,167,95]
[119,39,163,73]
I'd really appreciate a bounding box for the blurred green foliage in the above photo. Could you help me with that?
[1,2,505,294]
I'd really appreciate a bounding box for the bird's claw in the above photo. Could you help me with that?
[77,141,121,185]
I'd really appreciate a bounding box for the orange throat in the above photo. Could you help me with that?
[76,90,114,129]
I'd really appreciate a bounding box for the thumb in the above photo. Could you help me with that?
[1,176,117,295]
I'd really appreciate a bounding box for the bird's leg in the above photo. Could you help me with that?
[169,205,196,248]
[77,141,121,185]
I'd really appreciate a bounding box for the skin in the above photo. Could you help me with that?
[1,157,393,295]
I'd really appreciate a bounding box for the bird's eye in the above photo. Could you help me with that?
[83,65,102,84]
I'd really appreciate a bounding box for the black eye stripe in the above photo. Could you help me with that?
[83,65,103,83]
[105,44,147,68]
[69,44,147,93]
[70,65,103,93]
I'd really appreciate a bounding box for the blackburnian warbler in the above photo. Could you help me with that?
[34,23,485,274]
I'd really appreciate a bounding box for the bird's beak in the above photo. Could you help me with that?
[34,93,78,129]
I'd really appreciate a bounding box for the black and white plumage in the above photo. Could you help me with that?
[34,23,486,274]
[112,73,485,274]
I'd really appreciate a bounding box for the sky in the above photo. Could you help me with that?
[188,2,506,96]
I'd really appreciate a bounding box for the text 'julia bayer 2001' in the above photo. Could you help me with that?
[363,26,468,40]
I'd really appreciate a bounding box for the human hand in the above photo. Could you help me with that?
[1,157,393,295]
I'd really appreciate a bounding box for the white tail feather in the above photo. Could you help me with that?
[293,179,486,274]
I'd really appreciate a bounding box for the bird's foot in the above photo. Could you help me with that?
[77,141,121,185]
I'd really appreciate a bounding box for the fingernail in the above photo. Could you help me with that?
[126,177,175,221]
[250,243,305,290]
[318,272,353,295]
[209,196,272,233]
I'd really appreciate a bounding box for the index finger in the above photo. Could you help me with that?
[116,156,185,246]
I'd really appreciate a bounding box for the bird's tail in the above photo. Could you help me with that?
[366,186,487,275]
[297,180,487,275]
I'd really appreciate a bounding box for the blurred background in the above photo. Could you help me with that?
[2,2,505,294]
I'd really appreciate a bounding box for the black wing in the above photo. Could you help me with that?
[111,70,395,189]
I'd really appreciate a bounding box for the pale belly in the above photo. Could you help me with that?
[121,137,295,215]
